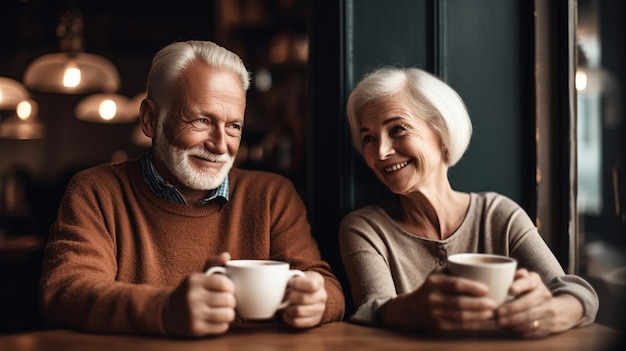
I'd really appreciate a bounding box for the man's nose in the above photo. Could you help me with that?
[205,126,228,154]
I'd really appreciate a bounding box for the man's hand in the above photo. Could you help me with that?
[281,271,328,328]
[163,253,236,337]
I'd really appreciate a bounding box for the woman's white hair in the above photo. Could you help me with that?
[145,40,251,125]
[346,67,472,167]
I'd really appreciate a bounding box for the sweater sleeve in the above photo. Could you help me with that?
[509,225,599,327]
[492,194,599,327]
[39,168,171,335]
[263,174,345,323]
[338,208,397,326]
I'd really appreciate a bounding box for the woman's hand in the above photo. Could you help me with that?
[380,269,496,331]
[496,268,583,338]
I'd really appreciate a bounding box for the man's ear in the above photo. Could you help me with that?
[139,98,157,138]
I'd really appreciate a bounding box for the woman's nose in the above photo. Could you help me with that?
[377,137,395,159]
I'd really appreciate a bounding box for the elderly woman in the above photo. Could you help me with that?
[339,67,598,338]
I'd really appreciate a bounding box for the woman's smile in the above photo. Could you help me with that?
[383,160,411,173]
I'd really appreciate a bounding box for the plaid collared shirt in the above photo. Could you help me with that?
[140,151,229,207]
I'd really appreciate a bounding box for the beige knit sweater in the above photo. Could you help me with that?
[339,192,598,328]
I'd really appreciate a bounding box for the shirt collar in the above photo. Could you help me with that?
[140,150,229,207]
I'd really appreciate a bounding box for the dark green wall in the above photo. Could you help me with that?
[444,1,535,204]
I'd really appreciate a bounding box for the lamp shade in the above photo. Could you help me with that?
[0,100,45,140]
[75,93,137,123]
[0,77,31,109]
[23,53,120,94]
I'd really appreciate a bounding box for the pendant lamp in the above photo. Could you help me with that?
[23,10,120,94]
[75,93,138,123]
[0,100,45,140]
[0,78,44,139]
[0,77,31,109]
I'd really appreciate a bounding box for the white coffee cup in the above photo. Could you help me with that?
[205,260,305,319]
[446,253,517,306]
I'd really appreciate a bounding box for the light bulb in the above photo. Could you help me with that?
[98,99,117,120]
[63,61,82,88]
[16,101,33,120]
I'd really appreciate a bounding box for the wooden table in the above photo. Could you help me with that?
[0,322,622,351]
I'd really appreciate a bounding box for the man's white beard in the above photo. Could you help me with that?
[153,129,235,191]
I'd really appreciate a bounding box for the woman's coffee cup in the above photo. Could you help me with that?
[446,253,517,306]
[205,260,305,319]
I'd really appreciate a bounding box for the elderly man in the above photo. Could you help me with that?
[40,40,344,337]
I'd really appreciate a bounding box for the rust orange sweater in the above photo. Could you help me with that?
[40,159,344,335]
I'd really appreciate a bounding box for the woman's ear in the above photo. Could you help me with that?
[139,98,156,139]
